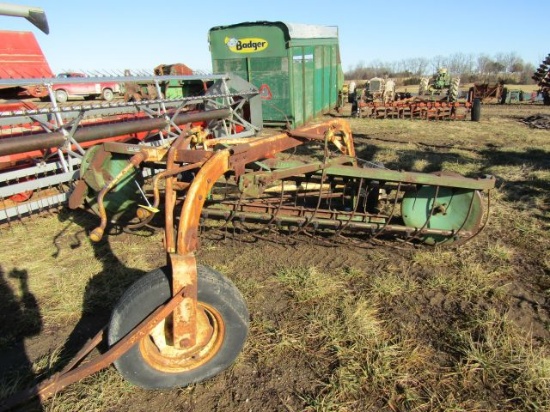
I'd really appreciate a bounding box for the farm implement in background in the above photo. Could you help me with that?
[350,70,476,120]
[533,53,550,105]
[353,98,474,120]
[0,73,262,222]
[1,102,495,408]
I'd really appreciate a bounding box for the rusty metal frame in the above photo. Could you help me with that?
[165,120,352,348]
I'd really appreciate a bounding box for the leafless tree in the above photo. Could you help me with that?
[344,52,536,84]
[476,54,493,78]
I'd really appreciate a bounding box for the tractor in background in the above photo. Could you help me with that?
[363,77,395,103]
[351,77,395,116]
[418,68,461,102]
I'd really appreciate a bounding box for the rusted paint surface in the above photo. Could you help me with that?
[176,150,231,254]
[169,253,199,349]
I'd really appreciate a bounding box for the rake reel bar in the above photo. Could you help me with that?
[0,73,262,222]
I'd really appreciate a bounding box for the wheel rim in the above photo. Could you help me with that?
[140,302,225,373]
[56,90,67,103]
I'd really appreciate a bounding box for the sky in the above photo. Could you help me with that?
[0,0,548,75]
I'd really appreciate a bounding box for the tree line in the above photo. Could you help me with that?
[345,52,537,85]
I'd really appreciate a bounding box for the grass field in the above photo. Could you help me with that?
[0,102,549,411]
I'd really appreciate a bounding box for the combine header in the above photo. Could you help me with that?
[0,73,262,222]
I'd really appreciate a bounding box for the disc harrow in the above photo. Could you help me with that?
[354,98,473,120]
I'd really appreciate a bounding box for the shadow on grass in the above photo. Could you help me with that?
[0,267,43,411]
[352,134,472,174]
[0,208,154,410]
[51,208,149,370]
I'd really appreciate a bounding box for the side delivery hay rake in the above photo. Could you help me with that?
[0,80,495,407]
[0,6,496,406]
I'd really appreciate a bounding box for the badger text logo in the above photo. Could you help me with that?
[225,37,268,53]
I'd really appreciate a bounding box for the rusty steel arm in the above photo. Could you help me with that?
[166,120,353,348]
[90,151,149,242]
[171,119,356,256]
[287,119,356,157]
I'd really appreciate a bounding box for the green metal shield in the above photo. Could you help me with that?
[401,186,483,245]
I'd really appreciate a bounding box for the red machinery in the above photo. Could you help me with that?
[0,11,54,99]
[0,72,264,221]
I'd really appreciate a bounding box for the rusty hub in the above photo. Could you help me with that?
[140,302,224,373]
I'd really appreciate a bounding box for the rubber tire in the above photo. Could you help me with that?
[55,89,68,103]
[448,78,460,102]
[418,78,429,96]
[471,98,481,121]
[108,265,249,389]
[102,88,114,101]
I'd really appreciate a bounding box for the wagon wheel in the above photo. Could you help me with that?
[108,265,249,389]
[400,172,484,245]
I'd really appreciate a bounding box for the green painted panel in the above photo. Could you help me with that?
[291,49,303,126]
[213,58,248,76]
[249,57,290,124]
[303,46,315,123]
[209,24,288,60]
[209,22,344,128]
[314,46,326,115]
